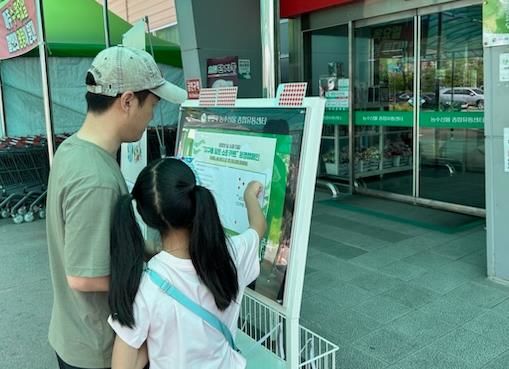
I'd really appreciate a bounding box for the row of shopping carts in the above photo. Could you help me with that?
[0,134,68,224]
[1,129,177,224]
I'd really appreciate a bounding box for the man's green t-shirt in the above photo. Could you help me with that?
[46,134,127,368]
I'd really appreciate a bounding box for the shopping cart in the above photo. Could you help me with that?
[0,135,50,224]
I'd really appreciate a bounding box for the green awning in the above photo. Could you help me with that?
[27,0,181,67]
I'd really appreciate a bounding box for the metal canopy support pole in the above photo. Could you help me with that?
[0,66,6,137]
[103,0,111,47]
[260,0,280,98]
[35,0,55,165]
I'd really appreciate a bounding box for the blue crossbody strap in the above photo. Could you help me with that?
[145,268,239,352]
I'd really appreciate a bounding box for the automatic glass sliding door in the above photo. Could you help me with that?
[354,18,415,195]
[305,25,351,182]
[418,5,485,208]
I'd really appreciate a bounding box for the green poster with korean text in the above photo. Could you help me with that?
[177,105,307,301]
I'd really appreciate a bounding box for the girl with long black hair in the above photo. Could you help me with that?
[107,158,266,369]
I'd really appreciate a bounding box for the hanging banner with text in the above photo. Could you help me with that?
[483,0,509,47]
[0,0,38,60]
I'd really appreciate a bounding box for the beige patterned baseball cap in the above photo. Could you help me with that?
[86,45,187,104]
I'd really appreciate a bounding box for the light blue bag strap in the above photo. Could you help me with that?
[145,268,239,352]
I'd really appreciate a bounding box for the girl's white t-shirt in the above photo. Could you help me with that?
[108,228,260,369]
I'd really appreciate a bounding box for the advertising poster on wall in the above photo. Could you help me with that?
[207,56,239,88]
[177,106,307,302]
[0,0,38,60]
[238,58,251,79]
[484,0,509,46]
[321,78,349,111]
[319,76,337,99]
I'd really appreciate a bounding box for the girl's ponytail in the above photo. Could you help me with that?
[109,193,145,328]
[190,186,239,310]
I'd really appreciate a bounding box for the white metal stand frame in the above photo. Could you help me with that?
[178,97,338,369]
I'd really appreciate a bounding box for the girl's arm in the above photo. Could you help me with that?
[244,181,267,239]
[111,336,148,369]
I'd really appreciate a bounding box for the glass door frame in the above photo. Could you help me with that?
[348,0,485,217]
[353,12,417,198]
[416,1,485,211]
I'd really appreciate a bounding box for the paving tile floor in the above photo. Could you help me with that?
[302,192,509,369]
[1,191,509,369]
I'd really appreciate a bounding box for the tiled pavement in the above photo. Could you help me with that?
[1,191,509,369]
[0,217,54,368]
[301,192,509,369]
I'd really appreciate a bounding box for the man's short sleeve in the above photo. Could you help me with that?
[230,229,260,287]
[64,187,119,277]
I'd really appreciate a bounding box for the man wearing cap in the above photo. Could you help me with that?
[46,45,187,369]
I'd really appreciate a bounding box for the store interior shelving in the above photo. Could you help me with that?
[320,123,413,180]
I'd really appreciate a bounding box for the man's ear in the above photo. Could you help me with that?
[119,91,136,112]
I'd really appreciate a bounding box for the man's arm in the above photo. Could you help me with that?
[66,275,110,292]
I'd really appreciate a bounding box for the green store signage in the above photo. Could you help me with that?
[354,111,413,127]
[420,112,484,129]
[323,110,348,125]
[324,110,484,129]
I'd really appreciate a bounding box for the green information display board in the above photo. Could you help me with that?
[176,98,327,368]
[177,106,307,301]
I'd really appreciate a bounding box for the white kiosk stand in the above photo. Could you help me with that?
[177,86,338,369]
